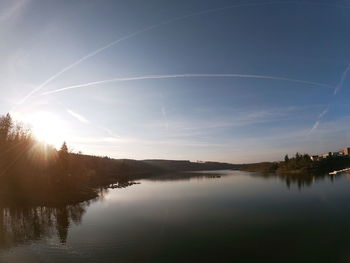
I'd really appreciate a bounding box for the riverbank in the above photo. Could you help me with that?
[0,166,239,207]
[240,154,350,176]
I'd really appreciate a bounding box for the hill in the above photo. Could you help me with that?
[142,159,241,172]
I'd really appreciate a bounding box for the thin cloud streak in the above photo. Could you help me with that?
[308,120,320,135]
[72,135,228,148]
[42,73,332,95]
[318,106,329,119]
[334,63,350,94]
[309,106,327,135]
[16,24,159,105]
[310,63,350,134]
[66,109,89,124]
[19,1,347,104]
[71,115,350,162]
[0,0,29,22]
[142,105,318,140]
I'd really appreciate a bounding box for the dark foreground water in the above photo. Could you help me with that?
[1,170,350,263]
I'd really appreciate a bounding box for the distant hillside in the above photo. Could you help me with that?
[240,162,279,173]
[142,159,241,171]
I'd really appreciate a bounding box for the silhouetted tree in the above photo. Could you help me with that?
[0,112,169,207]
[60,141,68,153]
[284,154,289,163]
[58,142,70,177]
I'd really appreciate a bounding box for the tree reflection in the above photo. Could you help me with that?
[0,202,90,249]
[251,171,342,189]
[280,173,341,189]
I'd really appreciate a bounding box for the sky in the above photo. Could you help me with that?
[1,0,350,163]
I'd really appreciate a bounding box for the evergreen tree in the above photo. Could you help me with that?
[0,113,13,143]
[58,142,70,176]
[284,154,289,163]
[60,141,68,153]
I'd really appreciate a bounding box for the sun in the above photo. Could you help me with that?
[24,111,67,148]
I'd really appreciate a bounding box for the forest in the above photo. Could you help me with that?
[241,152,350,176]
[0,113,171,205]
[0,113,239,206]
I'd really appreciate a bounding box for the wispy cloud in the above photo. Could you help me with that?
[104,128,120,138]
[70,115,350,162]
[66,109,89,124]
[310,63,350,134]
[309,105,329,134]
[318,106,329,119]
[41,73,332,95]
[308,120,320,135]
[137,105,315,141]
[334,63,350,95]
[71,106,308,147]
[72,136,125,144]
[18,0,346,104]
[0,0,29,22]
[71,135,226,148]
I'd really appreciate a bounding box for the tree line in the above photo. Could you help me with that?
[0,113,157,206]
[241,152,350,176]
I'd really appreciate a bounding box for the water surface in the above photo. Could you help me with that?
[1,170,350,263]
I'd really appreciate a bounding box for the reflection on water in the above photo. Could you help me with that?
[0,171,343,250]
[251,171,343,189]
[0,203,87,249]
[2,171,350,262]
[144,171,225,181]
[282,173,340,189]
[0,189,110,250]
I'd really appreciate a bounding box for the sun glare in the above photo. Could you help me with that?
[22,111,67,148]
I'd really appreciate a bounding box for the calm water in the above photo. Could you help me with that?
[1,170,350,263]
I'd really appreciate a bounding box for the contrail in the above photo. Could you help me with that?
[309,63,350,134]
[308,120,320,135]
[308,105,328,135]
[334,63,350,95]
[0,0,29,22]
[66,109,90,124]
[17,24,159,105]
[19,0,349,104]
[42,73,333,95]
[318,106,329,119]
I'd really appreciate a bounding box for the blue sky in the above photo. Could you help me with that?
[1,0,350,163]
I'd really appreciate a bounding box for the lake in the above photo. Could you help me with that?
[1,170,350,263]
